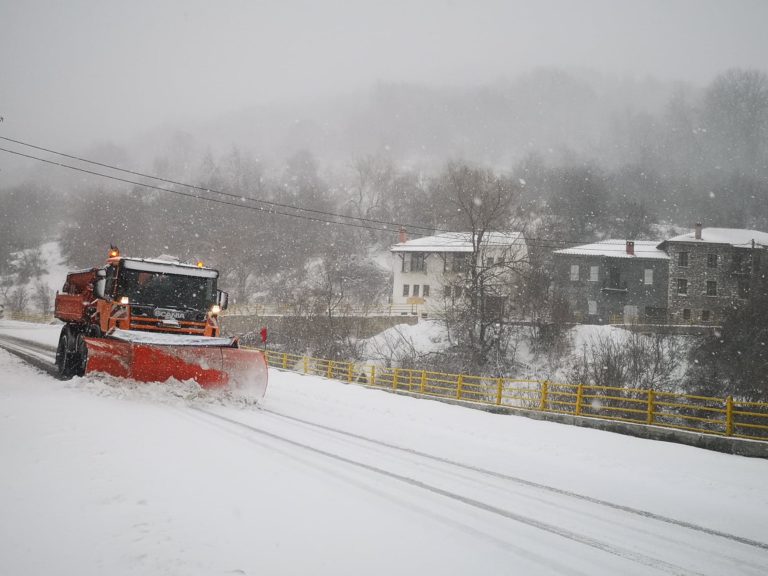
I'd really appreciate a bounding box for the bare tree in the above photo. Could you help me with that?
[33,281,53,315]
[6,286,29,313]
[568,331,683,392]
[703,69,768,176]
[432,162,525,372]
[347,154,395,238]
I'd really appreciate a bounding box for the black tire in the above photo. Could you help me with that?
[55,326,75,379]
[73,332,89,377]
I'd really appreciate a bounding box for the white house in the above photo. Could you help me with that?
[390,231,528,317]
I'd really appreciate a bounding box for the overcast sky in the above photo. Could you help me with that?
[1,0,767,149]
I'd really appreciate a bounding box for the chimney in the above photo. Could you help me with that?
[695,223,702,240]
[626,240,635,255]
[398,227,408,244]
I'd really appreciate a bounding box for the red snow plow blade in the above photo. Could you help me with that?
[83,330,268,399]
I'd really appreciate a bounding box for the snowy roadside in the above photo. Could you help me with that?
[2,342,768,576]
[0,319,62,348]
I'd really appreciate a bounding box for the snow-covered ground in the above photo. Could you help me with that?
[0,319,62,347]
[360,319,691,382]
[1,320,768,575]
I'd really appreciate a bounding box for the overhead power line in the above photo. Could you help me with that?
[0,146,398,234]
[0,136,675,252]
[0,135,437,233]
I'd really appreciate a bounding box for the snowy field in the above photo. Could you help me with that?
[2,320,768,575]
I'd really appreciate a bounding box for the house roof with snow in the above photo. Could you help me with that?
[391,231,526,253]
[662,227,768,248]
[554,240,669,260]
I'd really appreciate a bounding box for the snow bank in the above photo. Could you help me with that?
[361,319,449,363]
[0,319,62,348]
[1,346,768,575]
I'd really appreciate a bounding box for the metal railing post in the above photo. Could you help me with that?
[327,360,334,379]
[370,365,376,387]
[540,380,549,411]
[726,395,734,436]
[647,389,656,425]
[303,356,308,374]
[496,378,504,405]
[420,370,427,394]
[347,363,353,383]
[456,375,464,400]
[282,352,288,370]
[575,384,584,416]
[393,368,399,390]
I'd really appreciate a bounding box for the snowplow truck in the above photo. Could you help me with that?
[53,248,267,398]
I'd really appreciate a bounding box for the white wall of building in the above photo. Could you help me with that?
[390,235,528,317]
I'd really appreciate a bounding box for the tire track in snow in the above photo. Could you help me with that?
[2,335,765,574]
[259,407,768,552]
[191,406,712,576]
[0,334,58,376]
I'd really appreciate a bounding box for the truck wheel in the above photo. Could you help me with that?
[55,327,75,379]
[73,333,89,377]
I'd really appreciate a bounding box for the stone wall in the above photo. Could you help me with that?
[665,242,750,324]
[221,314,419,344]
[553,253,668,323]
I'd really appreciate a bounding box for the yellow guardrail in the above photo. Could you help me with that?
[1,312,55,323]
[255,348,768,442]
[5,314,763,442]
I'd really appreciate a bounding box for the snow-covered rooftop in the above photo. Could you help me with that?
[554,240,669,260]
[665,227,768,248]
[391,231,526,253]
[121,257,219,278]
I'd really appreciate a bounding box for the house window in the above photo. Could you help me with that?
[683,308,691,321]
[701,310,711,322]
[588,300,597,315]
[410,253,425,272]
[706,281,717,296]
[589,265,599,282]
[607,267,622,289]
[402,284,409,297]
[644,269,653,285]
[452,253,468,272]
[677,279,688,295]
[678,252,689,267]
[707,253,718,268]
[570,264,579,281]
[422,285,430,297]
[412,285,420,297]
[738,279,750,299]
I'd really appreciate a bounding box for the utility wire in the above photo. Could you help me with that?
[0,137,681,252]
[0,135,437,233]
[0,146,398,234]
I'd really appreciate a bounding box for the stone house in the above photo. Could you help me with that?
[553,240,670,323]
[390,231,528,317]
[657,225,768,324]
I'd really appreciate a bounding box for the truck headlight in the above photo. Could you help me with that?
[210,304,221,316]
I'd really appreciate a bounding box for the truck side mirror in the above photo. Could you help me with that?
[94,269,107,299]
[217,290,229,310]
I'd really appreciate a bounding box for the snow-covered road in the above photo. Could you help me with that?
[2,321,768,575]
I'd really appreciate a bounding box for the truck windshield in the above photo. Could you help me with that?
[118,269,216,310]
